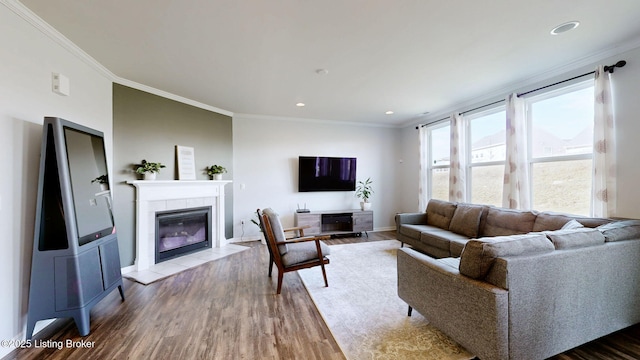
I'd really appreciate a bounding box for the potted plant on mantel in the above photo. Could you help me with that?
[135,159,166,180]
[91,174,109,191]
[206,165,227,180]
[355,177,374,211]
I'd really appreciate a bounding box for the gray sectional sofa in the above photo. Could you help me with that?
[395,199,640,359]
[395,199,610,258]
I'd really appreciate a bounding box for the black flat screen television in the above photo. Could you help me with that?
[63,124,115,245]
[298,156,357,192]
[38,117,116,248]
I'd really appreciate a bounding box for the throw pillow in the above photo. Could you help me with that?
[560,219,585,230]
[459,234,554,279]
[597,220,640,242]
[448,204,484,238]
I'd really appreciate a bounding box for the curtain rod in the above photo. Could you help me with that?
[416,60,626,129]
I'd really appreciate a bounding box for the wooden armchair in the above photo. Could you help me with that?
[255,209,311,277]
[258,208,331,294]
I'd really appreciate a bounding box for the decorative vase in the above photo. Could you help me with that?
[144,172,157,180]
[360,201,372,211]
[99,183,108,191]
[213,174,223,180]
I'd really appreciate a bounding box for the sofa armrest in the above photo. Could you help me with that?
[395,212,428,226]
[397,248,508,360]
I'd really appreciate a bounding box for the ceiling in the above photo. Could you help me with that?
[18,0,640,126]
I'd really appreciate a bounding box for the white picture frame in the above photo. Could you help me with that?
[176,145,196,180]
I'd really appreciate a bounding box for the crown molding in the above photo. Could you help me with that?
[2,0,114,79]
[114,78,234,117]
[234,113,400,129]
[3,0,234,117]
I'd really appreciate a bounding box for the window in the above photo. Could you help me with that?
[527,81,594,215]
[468,109,506,206]
[420,80,595,215]
[426,123,450,201]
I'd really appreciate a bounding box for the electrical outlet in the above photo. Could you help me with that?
[241,220,245,225]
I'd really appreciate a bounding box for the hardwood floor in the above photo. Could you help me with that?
[7,230,640,360]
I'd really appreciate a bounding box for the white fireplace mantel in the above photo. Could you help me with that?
[127,180,231,272]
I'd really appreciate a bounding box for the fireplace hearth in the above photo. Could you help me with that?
[156,206,212,263]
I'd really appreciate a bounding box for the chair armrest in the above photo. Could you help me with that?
[276,235,330,245]
[283,224,311,237]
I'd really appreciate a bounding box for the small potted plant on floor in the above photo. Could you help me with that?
[355,177,374,210]
[135,159,165,180]
[206,165,227,180]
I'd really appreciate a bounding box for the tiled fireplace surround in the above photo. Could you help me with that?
[127,180,232,273]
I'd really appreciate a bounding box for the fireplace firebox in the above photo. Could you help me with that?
[155,206,212,263]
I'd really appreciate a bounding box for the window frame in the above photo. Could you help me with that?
[425,121,450,200]
[465,106,507,205]
[524,79,595,214]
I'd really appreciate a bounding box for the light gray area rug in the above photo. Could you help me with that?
[298,240,474,360]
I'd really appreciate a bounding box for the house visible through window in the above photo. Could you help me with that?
[422,80,595,215]
[426,123,450,201]
[468,109,506,207]
[527,81,594,215]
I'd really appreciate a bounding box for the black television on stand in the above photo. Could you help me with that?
[298,156,357,192]
[26,117,125,340]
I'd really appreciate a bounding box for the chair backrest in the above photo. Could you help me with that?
[259,209,286,268]
[256,208,276,262]
[261,208,289,255]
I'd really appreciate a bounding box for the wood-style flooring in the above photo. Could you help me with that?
[6,231,640,360]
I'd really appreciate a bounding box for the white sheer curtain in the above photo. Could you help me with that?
[449,113,466,202]
[592,65,617,217]
[502,93,530,209]
[418,125,429,211]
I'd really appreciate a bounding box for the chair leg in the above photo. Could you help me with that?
[320,262,329,288]
[268,255,274,278]
[407,306,413,317]
[276,272,284,294]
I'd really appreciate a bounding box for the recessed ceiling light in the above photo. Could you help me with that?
[550,21,580,35]
[296,102,305,107]
[385,111,394,115]
[316,69,329,75]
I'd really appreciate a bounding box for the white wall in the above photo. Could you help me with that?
[397,44,640,220]
[232,114,402,240]
[0,3,112,356]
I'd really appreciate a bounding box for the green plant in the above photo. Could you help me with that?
[135,159,166,174]
[91,174,108,184]
[206,165,227,176]
[355,177,374,202]
[250,215,262,232]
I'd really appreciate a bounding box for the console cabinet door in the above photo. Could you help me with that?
[295,213,321,235]
[352,211,373,232]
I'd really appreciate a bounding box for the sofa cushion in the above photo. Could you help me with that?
[420,229,469,252]
[425,199,457,229]
[597,220,640,242]
[398,224,441,239]
[449,238,469,257]
[459,234,554,279]
[281,240,330,267]
[544,228,605,249]
[481,208,537,237]
[533,211,610,231]
[532,212,575,232]
[449,203,484,238]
